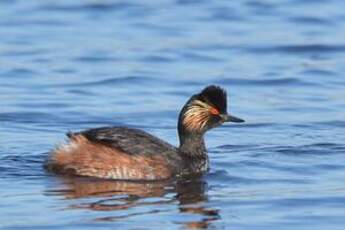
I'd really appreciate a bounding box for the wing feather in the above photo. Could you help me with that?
[73,126,176,156]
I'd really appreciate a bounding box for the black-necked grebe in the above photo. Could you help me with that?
[45,85,244,180]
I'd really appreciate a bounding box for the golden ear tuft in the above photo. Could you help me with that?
[182,100,211,132]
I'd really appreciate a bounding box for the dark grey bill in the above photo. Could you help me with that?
[221,114,245,123]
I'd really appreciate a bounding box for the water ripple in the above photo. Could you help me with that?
[55,76,158,88]
[290,16,334,25]
[217,77,316,86]
[37,2,145,13]
[247,44,345,54]
[0,112,61,123]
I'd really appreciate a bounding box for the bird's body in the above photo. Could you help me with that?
[45,85,244,180]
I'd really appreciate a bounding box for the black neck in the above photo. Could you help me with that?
[177,97,207,158]
[178,132,207,158]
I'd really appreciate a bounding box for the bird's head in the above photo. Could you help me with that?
[178,85,244,136]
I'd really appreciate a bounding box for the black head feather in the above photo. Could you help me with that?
[198,85,227,113]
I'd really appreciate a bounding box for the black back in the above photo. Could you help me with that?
[75,126,177,156]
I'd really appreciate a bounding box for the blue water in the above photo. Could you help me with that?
[1,0,345,229]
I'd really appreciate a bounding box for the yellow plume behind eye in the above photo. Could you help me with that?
[183,100,212,132]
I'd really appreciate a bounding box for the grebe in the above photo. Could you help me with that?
[45,85,244,180]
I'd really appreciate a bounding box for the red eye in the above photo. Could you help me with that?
[209,107,220,115]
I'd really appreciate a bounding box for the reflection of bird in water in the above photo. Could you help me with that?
[45,177,220,229]
[46,85,244,180]
[48,177,169,199]
[175,180,221,229]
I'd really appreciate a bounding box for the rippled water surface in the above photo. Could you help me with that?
[1,0,345,229]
